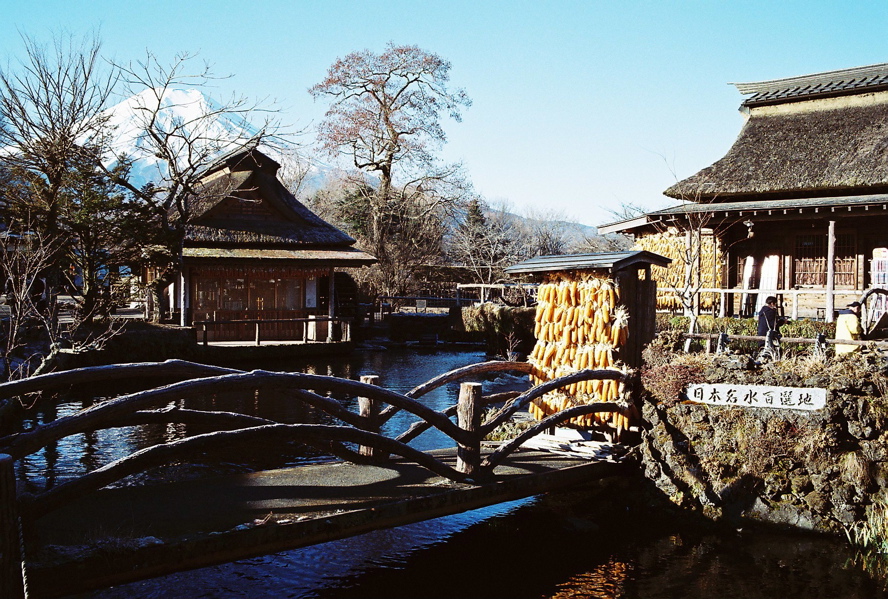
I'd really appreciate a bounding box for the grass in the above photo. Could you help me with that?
[846,494,888,553]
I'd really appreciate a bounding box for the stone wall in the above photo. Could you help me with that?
[638,351,888,534]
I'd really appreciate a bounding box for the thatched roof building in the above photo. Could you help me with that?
[601,63,888,321]
[182,147,374,265]
[165,147,375,340]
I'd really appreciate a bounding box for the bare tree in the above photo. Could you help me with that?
[106,51,281,321]
[309,43,471,296]
[0,32,117,316]
[0,221,124,380]
[276,146,315,199]
[518,208,578,257]
[640,189,725,343]
[448,198,524,290]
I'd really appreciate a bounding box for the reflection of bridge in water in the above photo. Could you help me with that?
[0,360,630,599]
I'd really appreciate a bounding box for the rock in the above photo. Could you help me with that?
[790,473,813,494]
[847,420,876,440]
[804,490,830,513]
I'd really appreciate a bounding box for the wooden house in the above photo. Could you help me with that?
[164,147,375,341]
[600,63,888,321]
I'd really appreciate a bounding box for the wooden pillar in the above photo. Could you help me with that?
[327,268,335,343]
[0,454,25,599]
[178,267,188,327]
[358,375,383,459]
[827,220,836,322]
[456,382,482,477]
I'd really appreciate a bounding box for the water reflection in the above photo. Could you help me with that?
[77,486,888,599]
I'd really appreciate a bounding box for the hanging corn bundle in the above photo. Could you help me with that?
[633,228,723,311]
[526,271,632,432]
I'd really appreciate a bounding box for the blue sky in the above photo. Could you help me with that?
[3,1,888,226]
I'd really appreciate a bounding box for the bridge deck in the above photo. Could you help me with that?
[27,447,628,598]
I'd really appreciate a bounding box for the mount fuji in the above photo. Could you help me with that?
[101,87,332,194]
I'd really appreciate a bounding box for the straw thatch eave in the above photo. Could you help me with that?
[665,101,888,201]
[183,160,357,248]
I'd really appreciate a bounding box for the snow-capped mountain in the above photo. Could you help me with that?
[101,87,331,194]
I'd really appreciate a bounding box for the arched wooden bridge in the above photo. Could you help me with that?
[0,359,632,598]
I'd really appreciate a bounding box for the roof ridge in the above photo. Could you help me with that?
[732,63,888,95]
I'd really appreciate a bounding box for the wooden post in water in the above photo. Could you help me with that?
[457,382,482,477]
[0,454,25,599]
[358,375,383,459]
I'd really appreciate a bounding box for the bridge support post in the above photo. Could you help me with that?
[457,382,482,478]
[0,454,25,599]
[358,375,385,460]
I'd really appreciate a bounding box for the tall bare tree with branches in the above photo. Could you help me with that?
[309,43,471,296]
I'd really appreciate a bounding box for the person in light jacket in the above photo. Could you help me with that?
[835,301,863,355]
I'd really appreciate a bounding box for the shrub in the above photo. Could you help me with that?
[642,360,707,406]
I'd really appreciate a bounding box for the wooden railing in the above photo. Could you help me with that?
[192,316,352,345]
[662,287,866,319]
[0,359,629,598]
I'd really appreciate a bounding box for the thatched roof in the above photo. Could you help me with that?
[184,149,358,248]
[665,99,888,201]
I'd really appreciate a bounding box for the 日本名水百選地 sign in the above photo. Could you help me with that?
[685,384,826,411]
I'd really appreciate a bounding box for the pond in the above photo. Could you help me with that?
[13,347,888,598]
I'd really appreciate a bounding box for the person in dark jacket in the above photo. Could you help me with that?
[757,296,784,345]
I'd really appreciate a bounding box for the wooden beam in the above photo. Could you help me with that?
[456,383,482,477]
[827,220,836,322]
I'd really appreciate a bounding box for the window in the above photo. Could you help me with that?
[793,234,856,287]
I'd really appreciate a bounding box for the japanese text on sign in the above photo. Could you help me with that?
[686,384,826,411]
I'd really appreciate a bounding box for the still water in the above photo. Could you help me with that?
[18,348,888,598]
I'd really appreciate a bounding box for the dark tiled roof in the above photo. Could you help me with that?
[734,63,888,107]
[504,251,671,275]
[651,193,888,216]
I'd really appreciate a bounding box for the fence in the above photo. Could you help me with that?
[193,316,352,345]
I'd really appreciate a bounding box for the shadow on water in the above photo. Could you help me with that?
[75,478,888,599]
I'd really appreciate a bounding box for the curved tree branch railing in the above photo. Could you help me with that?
[2,360,632,522]
[0,359,241,401]
[0,359,635,599]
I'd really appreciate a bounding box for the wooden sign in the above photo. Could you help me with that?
[686,384,826,411]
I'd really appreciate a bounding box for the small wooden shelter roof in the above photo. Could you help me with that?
[504,251,671,275]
